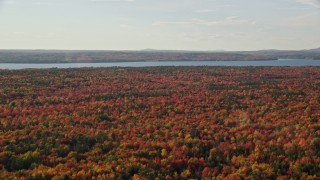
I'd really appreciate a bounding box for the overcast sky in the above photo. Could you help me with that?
[0,0,319,50]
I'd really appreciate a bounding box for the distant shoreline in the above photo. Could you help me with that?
[0,49,319,64]
[2,59,320,70]
[0,59,280,64]
[3,59,320,64]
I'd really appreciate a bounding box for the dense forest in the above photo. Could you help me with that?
[0,49,320,63]
[0,67,319,179]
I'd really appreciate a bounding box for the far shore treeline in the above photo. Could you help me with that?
[0,49,320,63]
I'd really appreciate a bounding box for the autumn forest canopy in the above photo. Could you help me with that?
[0,67,319,179]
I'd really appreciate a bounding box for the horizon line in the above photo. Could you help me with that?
[0,47,318,52]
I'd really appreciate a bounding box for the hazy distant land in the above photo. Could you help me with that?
[0,48,319,63]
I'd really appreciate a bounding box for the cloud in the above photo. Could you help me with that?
[295,0,320,8]
[194,9,216,13]
[277,12,320,27]
[3,0,18,5]
[119,24,132,28]
[90,0,135,2]
[152,17,256,27]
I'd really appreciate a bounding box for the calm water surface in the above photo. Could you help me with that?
[1,59,320,69]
